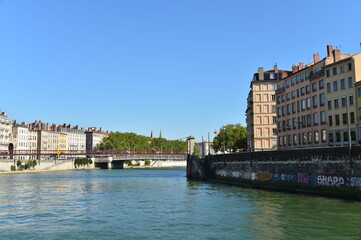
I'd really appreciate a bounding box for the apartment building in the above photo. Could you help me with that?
[356,82,361,142]
[325,47,361,146]
[57,124,86,152]
[11,122,29,160]
[0,112,11,156]
[246,66,291,151]
[85,127,107,150]
[276,52,329,149]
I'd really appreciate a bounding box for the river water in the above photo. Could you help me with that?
[0,168,361,239]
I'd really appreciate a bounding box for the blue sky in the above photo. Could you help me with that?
[1,0,361,141]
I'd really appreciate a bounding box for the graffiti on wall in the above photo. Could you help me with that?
[317,175,345,187]
[348,177,361,187]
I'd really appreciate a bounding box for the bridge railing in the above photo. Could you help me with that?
[0,149,188,157]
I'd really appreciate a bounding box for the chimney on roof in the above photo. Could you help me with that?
[333,49,341,62]
[292,65,297,73]
[258,67,264,80]
[274,64,278,73]
[327,45,333,57]
[99,127,102,132]
[299,62,304,70]
[313,53,320,63]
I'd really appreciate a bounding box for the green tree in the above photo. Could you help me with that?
[213,124,247,153]
[97,132,187,153]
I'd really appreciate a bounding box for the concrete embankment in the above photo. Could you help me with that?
[0,159,94,174]
[187,146,361,199]
[125,160,186,168]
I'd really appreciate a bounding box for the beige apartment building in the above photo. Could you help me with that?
[246,66,291,151]
[325,48,361,146]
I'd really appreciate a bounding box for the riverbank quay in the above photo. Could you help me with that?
[187,146,361,199]
[0,159,186,174]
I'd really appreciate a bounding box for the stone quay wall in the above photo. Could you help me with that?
[187,146,361,199]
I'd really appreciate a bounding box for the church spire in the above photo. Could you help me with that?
[159,130,162,138]
[150,130,154,139]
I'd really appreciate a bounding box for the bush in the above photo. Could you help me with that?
[19,165,25,171]
[27,160,37,169]
[24,163,30,170]
[10,165,16,171]
[74,158,92,168]
[16,160,22,168]
[144,160,151,166]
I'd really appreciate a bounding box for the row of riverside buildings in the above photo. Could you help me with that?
[0,113,108,160]
[246,45,361,151]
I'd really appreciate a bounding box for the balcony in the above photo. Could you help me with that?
[309,71,325,80]
[276,87,285,94]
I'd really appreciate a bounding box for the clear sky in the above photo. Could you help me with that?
[1,0,361,141]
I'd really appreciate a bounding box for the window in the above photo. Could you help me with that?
[342,113,348,124]
[300,73,305,81]
[340,65,345,73]
[334,98,339,108]
[301,87,305,96]
[312,83,317,92]
[333,67,337,75]
[319,93,325,106]
[307,114,311,127]
[287,104,291,115]
[335,114,340,125]
[348,77,353,88]
[348,63,352,71]
[291,77,295,85]
[293,134,298,145]
[351,131,356,141]
[351,112,355,123]
[272,128,277,136]
[306,72,310,79]
[278,107,281,117]
[270,73,275,79]
[320,111,326,124]
[296,75,299,84]
[286,79,290,88]
[341,96,347,107]
[277,96,281,104]
[308,132,312,144]
[341,79,345,89]
[321,130,326,143]
[306,98,311,110]
[358,88,361,97]
[282,106,285,116]
[328,100,332,109]
[336,132,341,142]
[313,113,319,125]
[292,102,296,113]
[292,118,297,129]
[359,107,361,120]
[306,85,310,94]
[291,91,296,99]
[327,83,331,93]
[272,105,276,113]
[271,95,276,101]
[272,116,277,124]
[287,93,290,101]
[314,131,319,143]
[333,81,338,91]
[329,133,334,142]
[326,69,330,77]
[319,80,324,89]
[313,95,318,108]
[301,99,306,111]
[344,132,349,142]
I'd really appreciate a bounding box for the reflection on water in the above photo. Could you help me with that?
[0,169,361,239]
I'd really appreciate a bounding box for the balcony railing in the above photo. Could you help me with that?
[309,71,325,80]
